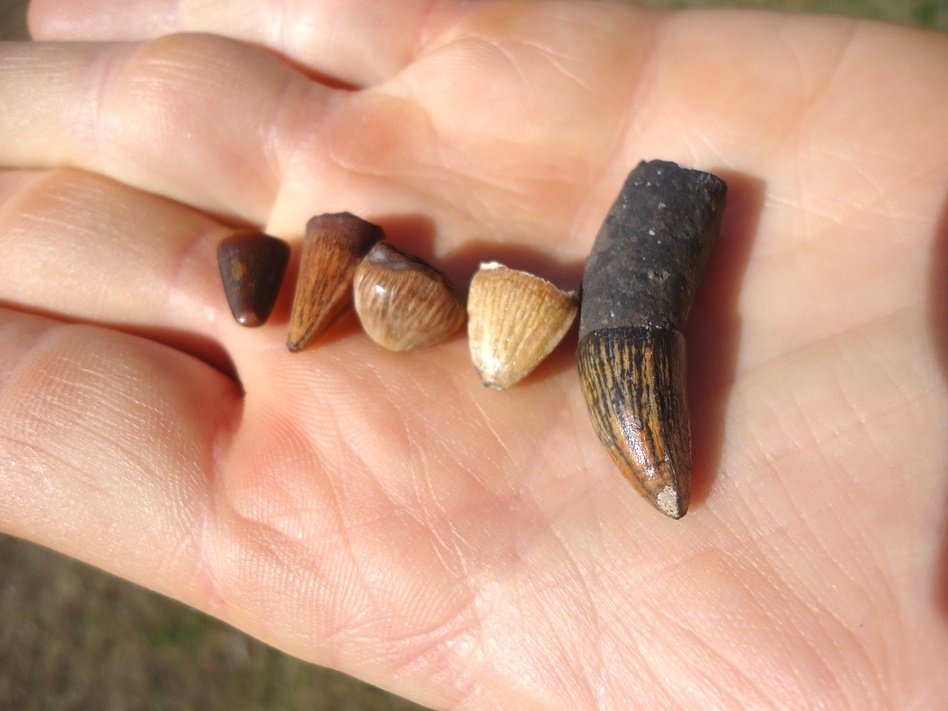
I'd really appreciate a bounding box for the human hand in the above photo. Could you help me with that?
[3,1,948,707]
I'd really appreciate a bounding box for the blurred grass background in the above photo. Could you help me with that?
[0,1,945,710]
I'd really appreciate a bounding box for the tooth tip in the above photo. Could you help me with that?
[613,459,691,519]
[654,484,687,519]
[478,375,510,391]
[235,314,264,328]
[286,320,328,352]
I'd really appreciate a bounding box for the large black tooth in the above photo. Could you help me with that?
[578,160,727,519]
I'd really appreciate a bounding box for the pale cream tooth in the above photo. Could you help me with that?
[467,262,578,390]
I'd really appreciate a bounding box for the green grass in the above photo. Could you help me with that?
[628,0,947,30]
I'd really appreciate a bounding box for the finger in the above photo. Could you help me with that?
[0,168,252,367]
[0,28,648,251]
[0,35,320,224]
[28,0,477,87]
[0,308,240,612]
[0,34,492,240]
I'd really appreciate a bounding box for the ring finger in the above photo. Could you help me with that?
[0,167,254,367]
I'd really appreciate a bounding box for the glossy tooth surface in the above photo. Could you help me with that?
[287,212,383,352]
[353,242,465,351]
[216,230,290,327]
[578,159,727,519]
[467,262,578,390]
[578,327,690,519]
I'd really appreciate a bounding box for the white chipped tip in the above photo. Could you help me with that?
[655,486,681,520]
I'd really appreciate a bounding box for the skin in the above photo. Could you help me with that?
[2,0,947,707]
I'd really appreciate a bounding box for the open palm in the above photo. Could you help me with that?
[2,1,947,707]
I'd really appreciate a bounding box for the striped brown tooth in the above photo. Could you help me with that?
[578,326,691,519]
[217,230,290,327]
[287,212,383,352]
[353,242,465,351]
[578,160,727,519]
[467,262,578,390]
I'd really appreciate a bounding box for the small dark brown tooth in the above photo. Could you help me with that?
[353,242,465,351]
[287,212,384,352]
[578,159,727,519]
[577,327,690,519]
[217,230,290,327]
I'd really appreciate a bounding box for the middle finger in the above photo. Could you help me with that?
[0,35,328,225]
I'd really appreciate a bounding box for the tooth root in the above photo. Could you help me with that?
[579,160,727,518]
[217,230,290,327]
[287,212,384,352]
[467,262,578,390]
[577,327,690,519]
[353,241,466,351]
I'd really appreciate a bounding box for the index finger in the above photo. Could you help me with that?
[28,0,478,87]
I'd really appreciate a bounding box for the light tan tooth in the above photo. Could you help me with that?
[467,262,578,390]
[353,242,465,351]
[287,212,383,352]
